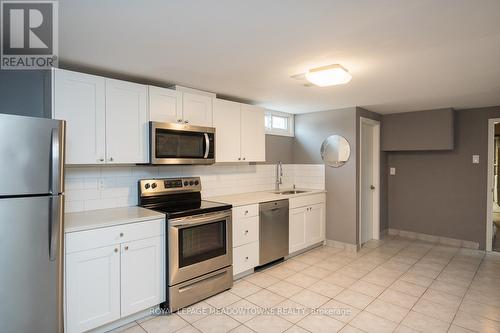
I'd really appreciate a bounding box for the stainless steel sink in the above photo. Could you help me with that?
[274,190,308,195]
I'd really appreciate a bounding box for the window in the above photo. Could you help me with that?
[265,111,294,136]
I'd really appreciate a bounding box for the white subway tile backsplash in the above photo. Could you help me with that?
[64,163,325,213]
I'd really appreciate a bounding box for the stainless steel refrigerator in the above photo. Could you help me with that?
[0,114,65,333]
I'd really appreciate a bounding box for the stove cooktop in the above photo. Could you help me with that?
[149,200,232,219]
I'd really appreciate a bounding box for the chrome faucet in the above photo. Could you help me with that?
[275,161,283,191]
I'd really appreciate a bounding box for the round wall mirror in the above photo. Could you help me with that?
[320,135,351,167]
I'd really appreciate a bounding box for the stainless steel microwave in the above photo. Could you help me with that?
[149,122,215,165]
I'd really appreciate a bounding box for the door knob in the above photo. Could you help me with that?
[370,185,375,190]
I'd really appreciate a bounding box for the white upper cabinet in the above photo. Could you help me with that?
[53,69,106,164]
[213,99,266,163]
[105,79,148,164]
[213,99,241,162]
[241,104,265,162]
[182,92,213,127]
[52,68,148,164]
[148,86,182,123]
[149,86,213,127]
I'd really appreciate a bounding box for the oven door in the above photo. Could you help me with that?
[168,210,232,285]
[150,122,215,165]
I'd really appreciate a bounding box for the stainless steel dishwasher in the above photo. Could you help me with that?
[259,199,289,265]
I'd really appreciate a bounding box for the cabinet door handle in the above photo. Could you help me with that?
[124,246,129,251]
[177,119,183,123]
[245,230,249,235]
[109,157,114,162]
[245,256,249,260]
[114,248,118,253]
[120,233,124,237]
[98,158,104,162]
[244,210,248,215]
[184,120,189,124]
[238,157,241,161]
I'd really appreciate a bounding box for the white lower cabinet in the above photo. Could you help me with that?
[289,207,307,254]
[233,242,259,275]
[232,204,260,275]
[120,236,163,317]
[66,245,121,333]
[289,194,326,254]
[65,219,164,333]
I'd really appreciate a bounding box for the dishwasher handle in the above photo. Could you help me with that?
[259,199,289,211]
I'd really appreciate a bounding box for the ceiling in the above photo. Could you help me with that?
[58,0,500,114]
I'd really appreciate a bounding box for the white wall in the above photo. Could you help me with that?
[65,164,325,213]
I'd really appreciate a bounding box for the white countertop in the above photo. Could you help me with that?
[206,188,326,207]
[65,206,165,233]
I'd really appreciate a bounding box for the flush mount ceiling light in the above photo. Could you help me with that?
[291,64,352,87]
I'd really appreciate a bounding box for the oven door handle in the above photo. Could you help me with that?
[170,211,231,228]
[203,133,210,159]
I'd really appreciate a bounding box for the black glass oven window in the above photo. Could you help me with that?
[155,129,205,158]
[178,220,226,268]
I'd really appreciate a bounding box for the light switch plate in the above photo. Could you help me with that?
[472,155,480,164]
[390,167,396,175]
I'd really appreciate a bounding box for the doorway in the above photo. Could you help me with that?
[359,117,380,245]
[487,118,500,252]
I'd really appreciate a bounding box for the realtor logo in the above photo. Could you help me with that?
[1,1,58,69]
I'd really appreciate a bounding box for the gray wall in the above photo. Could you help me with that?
[294,107,358,244]
[265,135,294,164]
[386,106,500,249]
[382,108,454,151]
[0,70,51,118]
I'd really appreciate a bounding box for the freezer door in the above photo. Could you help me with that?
[0,114,65,196]
[0,195,64,333]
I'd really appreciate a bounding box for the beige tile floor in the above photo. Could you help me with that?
[115,236,500,333]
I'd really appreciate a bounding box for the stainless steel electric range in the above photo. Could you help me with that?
[138,177,233,312]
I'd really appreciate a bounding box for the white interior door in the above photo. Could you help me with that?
[361,121,374,244]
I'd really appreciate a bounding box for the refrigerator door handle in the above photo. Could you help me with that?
[49,196,63,261]
[50,123,65,195]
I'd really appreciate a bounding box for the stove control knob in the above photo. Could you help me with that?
[184,181,189,186]
[144,183,150,189]
[151,183,157,189]
[194,180,199,185]
[189,180,194,186]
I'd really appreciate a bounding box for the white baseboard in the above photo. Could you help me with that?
[388,228,480,249]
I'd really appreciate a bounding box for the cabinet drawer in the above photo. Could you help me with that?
[66,219,165,254]
[233,241,259,275]
[289,193,326,209]
[233,204,259,220]
[233,216,259,247]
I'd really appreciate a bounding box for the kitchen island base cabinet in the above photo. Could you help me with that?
[65,219,164,333]
[289,194,326,255]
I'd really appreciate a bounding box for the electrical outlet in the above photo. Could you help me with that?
[472,155,480,164]
[390,167,396,175]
